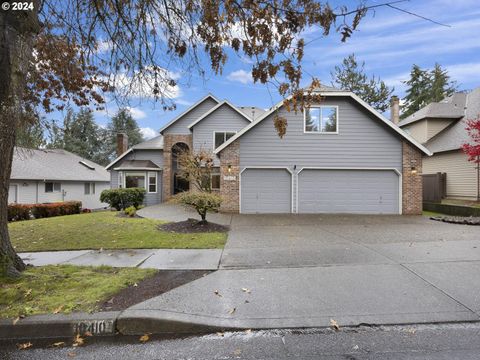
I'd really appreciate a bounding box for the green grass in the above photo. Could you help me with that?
[9,211,227,252]
[422,210,446,217]
[0,265,156,319]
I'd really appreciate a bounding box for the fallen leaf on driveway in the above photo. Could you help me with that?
[139,334,150,343]
[67,352,76,357]
[16,342,32,350]
[72,334,84,347]
[53,305,63,314]
[244,329,252,334]
[330,319,340,331]
[233,348,242,355]
[228,308,236,315]
[241,288,251,294]
[216,332,224,337]
[51,341,65,347]
[214,290,222,297]
[407,328,416,335]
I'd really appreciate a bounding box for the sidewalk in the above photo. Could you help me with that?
[20,248,223,270]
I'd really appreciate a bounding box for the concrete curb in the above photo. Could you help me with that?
[0,312,119,340]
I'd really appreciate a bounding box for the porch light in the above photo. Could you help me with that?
[410,166,417,174]
[227,164,232,173]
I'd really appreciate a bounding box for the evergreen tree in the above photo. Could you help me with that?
[16,115,46,148]
[331,54,394,112]
[401,64,456,119]
[105,108,144,161]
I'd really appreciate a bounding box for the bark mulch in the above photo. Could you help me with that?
[430,216,480,225]
[99,270,212,311]
[158,218,229,233]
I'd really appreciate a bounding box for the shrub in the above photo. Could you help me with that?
[172,191,223,223]
[7,204,32,221]
[124,206,137,217]
[100,188,146,210]
[31,201,82,219]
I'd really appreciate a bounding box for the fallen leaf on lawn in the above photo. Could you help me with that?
[67,352,76,357]
[216,332,224,337]
[107,297,115,304]
[214,290,222,297]
[133,283,138,287]
[241,288,251,294]
[228,308,236,315]
[53,305,63,314]
[17,342,32,350]
[24,289,32,297]
[139,334,150,343]
[330,319,340,331]
[52,341,65,347]
[233,348,242,355]
[72,334,84,347]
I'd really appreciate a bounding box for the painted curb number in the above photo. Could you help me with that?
[73,320,115,335]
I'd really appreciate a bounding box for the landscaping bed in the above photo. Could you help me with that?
[430,215,480,225]
[159,218,229,234]
[9,211,227,252]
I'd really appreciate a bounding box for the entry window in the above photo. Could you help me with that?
[45,182,61,193]
[84,182,95,195]
[305,106,338,133]
[148,172,157,193]
[214,131,236,149]
[211,168,220,190]
[125,172,145,188]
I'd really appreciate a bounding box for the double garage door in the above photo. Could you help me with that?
[241,168,399,214]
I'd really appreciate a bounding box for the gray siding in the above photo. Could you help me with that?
[109,170,162,206]
[239,97,403,170]
[164,97,218,134]
[192,103,251,164]
[121,149,164,168]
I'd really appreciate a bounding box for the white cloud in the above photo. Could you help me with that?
[140,127,158,140]
[227,69,252,84]
[446,62,480,85]
[125,106,146,120]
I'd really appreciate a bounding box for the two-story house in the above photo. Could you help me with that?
[106,87,430,214]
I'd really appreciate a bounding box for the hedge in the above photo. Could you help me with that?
[8,201,82,222]
[100,188,146,210]
[423,202,480,217]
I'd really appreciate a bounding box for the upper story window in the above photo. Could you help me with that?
[304,106,338,133]
[214,131,236,149]
[45,182,61,193]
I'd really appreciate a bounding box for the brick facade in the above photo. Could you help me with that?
[162,134,193,201]
[219,140,240,212]
[402,141,423,215]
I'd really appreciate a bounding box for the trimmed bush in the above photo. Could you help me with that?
[172,191,223,223]
[7,204,33,221]
[124,206,137,217]
[31,201,82,219]
[100,188,146,211]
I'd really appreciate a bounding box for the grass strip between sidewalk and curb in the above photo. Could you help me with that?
[9,211,227,252]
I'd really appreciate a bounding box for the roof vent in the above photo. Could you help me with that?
[79,160,95,170]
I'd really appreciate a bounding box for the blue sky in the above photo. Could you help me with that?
[67,0,480,140]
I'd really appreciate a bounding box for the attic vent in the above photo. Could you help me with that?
[79,160,95,170]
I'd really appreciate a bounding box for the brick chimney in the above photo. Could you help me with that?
[390,96,400,125]
[116,132,128,157]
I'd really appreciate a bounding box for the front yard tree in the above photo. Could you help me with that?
[0,1,430,275]
[331,54,393,112]
[462,116,480,201]
[177,149,215,192]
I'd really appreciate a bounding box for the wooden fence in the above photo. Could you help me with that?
[422,172,446,203]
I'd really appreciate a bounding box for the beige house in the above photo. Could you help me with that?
[398,88,480,200]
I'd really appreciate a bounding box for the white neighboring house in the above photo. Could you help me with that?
[9,148,110,209]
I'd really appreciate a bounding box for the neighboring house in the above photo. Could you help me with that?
[398,88,480,200]
[9,148,110,209]
[107,88,429,214]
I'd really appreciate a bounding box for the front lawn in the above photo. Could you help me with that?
[0,265,156,319]
[9,211,227,252]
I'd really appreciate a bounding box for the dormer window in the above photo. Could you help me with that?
[214,131,236,149]
[304,106,338,133]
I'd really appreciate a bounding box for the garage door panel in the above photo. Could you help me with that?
[241,169,291,214]
[298,170,399,214]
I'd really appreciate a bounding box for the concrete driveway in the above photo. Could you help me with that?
[221,214,480,268]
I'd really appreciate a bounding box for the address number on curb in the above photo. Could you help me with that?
[73,320,115,335]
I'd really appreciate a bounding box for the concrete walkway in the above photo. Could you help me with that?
[20,249,223,270]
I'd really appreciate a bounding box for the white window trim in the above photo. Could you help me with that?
[45,182,61,193]
[213,131,237,150]
[147,171,157,193]
[303,105,339,134]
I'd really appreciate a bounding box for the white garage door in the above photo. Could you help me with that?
[8,185,17,203]
[298,169,400,214]
[241,168,292,213]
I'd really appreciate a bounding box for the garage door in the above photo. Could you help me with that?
[241,168,292,213]
[298,169,399,214]
[8,185,17,203]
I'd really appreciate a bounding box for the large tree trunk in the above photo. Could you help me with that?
[0,6,39,276]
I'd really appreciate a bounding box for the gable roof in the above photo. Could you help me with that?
[11,148,110,182]
[187,100,253,129]
[105,135,164,170]
[425,87,480,153]
[398,92,467,127]
[214,90,432,156]
[159,94,220,134]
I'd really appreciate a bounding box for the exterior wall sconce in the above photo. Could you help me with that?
[227,164,232,173]
[410,166,417,174]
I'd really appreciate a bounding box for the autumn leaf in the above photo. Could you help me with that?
[52,341,65,347]
[12,317,20,325]
[214,290,222,297]
[17,342,33,350]
[139,334,150,343]
[216,332,224,337]
[244,329,252,334]
[24,289,32,297]
[72,334,84,347]
[67,352,77,357]
[84,331,93,337]
[228,308,236,315]
[53,305,63,314]
[233,348,242,355]
[133,283,138,287]
[241,288,251,294]
[330,319,340,331]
